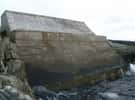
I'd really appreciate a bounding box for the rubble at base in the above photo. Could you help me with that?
[0,85,33,100]
[33,73,135,100]
[1,74,135,100]
[0,74,34,100]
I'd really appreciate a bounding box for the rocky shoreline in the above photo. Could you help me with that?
[33,71,135,100]
[1,71,135,100]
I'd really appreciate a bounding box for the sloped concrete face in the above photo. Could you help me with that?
[0,11,127,90]
[1,10,94,34]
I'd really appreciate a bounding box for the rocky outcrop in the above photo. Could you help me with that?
[0,32,35,99]
[0,82,33,100]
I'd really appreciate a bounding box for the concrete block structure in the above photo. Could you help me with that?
[0,11,127,90]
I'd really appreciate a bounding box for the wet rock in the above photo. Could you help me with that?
[98,92,120,100]
[33,85,56,100]
[0,85,33,100]
[32,74,135,100]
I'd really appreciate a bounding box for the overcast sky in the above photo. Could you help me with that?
[1,0,135,41]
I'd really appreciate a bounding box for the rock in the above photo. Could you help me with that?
[0,85,33,100]
[0,30,35,99]
[33,86,56,100]
[98,92,120,100]
[32,73,135,100]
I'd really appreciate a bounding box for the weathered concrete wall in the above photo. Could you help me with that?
[14,32,122,71]
[0,10,128,90]
[12,31,126,88]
